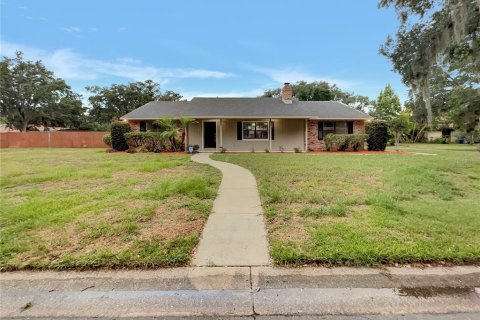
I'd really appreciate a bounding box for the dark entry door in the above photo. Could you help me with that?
[204,122,216,148]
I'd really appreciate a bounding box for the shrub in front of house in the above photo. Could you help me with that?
[102,134,112,147]
[365,120,388,151]
[325,134,368,151]
[124,132,145,148]
[350,134,368,151]
[124,132,165,152]
[143,132,164,152]
[110,121,131,151]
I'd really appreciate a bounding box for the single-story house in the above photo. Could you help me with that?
[121,83,371,152]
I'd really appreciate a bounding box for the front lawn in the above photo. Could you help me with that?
[0,149,220,270]
[212,144,480,266]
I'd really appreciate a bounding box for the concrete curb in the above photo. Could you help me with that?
[1,266,479,318]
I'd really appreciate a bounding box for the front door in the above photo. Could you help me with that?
[203,121,216,148]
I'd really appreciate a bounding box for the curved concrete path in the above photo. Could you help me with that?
[192,153,270,266]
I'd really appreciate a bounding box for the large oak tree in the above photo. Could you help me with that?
[0,51,84,131]
[379,0,480,130]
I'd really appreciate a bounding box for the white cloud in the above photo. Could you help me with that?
[247,65,358,89]
[0,41,234,83]
[62,26,81,33]
[182,88,264,100]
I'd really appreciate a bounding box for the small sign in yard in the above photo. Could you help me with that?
[188,146,194,153]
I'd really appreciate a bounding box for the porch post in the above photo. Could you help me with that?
[269,119,272,152]
[304,119,308,152]
[201,120,204,151]
[220,119,223,148]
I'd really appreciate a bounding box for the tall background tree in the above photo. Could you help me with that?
[0,51,84,131]
[379,0,480,135]
[370,84,401,121]
[261,81,373,112]
[87,80,183,124]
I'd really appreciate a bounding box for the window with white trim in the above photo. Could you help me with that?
[242,121,269,140]
[318,121,352,140]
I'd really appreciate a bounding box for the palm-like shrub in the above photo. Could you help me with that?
[178,116,195,151]
[153,117,180,151]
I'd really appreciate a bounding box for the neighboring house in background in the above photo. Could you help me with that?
[121,83,371,152]
[425,131,443,141]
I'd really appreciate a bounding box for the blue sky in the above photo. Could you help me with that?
[1,0,407,104]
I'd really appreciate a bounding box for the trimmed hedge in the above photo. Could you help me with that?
[102,134,112,147]
[124,132,144,148]
[124,132,165,153]
[325,134,368,151]
[110,121,132,151]
[366,121,388,151]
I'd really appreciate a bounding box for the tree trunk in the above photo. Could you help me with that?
[21,121,28,132]
[395,132,400,151]
[181,129,186,151]
[414,124,428,142]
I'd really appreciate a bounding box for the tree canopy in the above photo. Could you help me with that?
[261,81,373,112]
[370,84,401,121]
[0,51,84,131]
[87,80,183,124]
[379,0,480,129]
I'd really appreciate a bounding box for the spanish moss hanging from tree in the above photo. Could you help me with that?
[379,0,480,129]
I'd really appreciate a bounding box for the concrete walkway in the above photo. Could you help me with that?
[191,153,269,266]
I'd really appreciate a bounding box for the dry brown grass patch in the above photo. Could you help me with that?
[138,205,206,242]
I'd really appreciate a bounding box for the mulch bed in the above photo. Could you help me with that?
[214,151,413,155]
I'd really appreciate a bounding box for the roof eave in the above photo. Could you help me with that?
[121,116,371,120]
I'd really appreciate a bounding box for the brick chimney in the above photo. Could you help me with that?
[282,82,293,104]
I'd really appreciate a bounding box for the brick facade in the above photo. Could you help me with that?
[128,120,140,132]
[307,120,365,151]
[353,120,364,134]
[307,120,326,151]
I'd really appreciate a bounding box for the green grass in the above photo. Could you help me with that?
[0,148,221,270]
[212,144,480,266]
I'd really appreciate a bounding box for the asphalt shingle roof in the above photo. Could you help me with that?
[121,97,371,120]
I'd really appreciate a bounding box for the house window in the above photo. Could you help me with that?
[139,121,147,132]
[242,121,269,140]
[347,122,354,134]
[318,121,353,140]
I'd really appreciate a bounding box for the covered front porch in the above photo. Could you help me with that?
[187,118,308,153]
